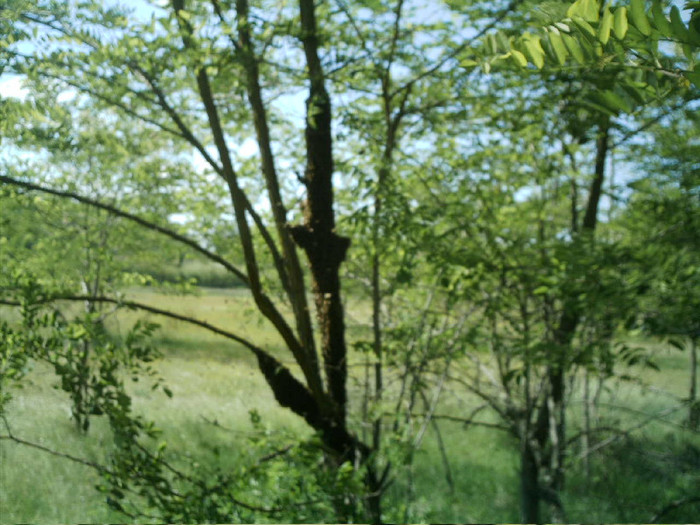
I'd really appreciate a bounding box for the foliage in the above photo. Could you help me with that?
[0,0,699,522]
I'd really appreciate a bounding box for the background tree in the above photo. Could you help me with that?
[620,108,700,429]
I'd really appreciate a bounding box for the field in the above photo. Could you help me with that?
[1,288,698,523]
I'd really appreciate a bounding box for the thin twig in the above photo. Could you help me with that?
[650,496,700,523]
[392,0,525,97]
[574,404,688,461]
[612,97,699,149]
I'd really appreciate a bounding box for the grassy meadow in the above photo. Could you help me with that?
[1,287,698,523]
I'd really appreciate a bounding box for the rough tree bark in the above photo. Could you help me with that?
[168,0,381,519]
[520,439,541,523]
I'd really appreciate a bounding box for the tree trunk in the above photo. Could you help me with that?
[689,338,699,431]
[548,118,611,497]
[295,0,350,428]
[582,368,592,482]
[520,440,541,524]
[295,0,381,521]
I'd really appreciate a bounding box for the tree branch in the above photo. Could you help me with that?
[0,416,111,474]
[0,292,327,440]
[612,97,699,149]
[392,0,525,97]
[0,294,263,354]
[387,411,511,432]
[0,416,291,516]
[171,1,308,382]
[0,174,249,285]
[20,67,184,138]
[298,0,351,424]
[228,0,320,390]
[650,496,700,523]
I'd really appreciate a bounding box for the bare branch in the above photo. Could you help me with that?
[0,416,111,474]
[386,411,510,432]
[0,175,249,285]
[612,97,700,149]
[0,294,268,356]
[332,0,372,64]
[170,2,309,378]
[227,0,320,385]
[572,404,689,462]
[385,0,405,80]
[0,416,288,515]
[20,67,184,138]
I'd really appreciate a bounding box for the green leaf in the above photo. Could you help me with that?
[582,99,616,116]
[686,69,700,88]
[572,16,598,40]
[630,0,652,36]
[563,33,585,63]
[510,49,528,67]
[566,0,580,18]
[599,8,613,44]
[567,0,600,22]
[70,325,88,339]
[690,12,700,44]
[645,358,660,371]
[683,43,695,61]
[523,34,545,69]
[487,33,499,55]
[670,6,690,41]
[533,286,549,295]
[496,31,510,52]
[548,27,569,64]
[667,338,685,351]
[620,83,647,105]
[650,0,672,37]
[613,6,629,39]
[600,89,632,113]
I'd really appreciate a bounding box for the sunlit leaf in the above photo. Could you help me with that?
[567,0,600,22]
[599,8,613,44]
[563,32,585,63]
[510,49,528,67]
[522,34,545,69]
[548,27,569,64]
[614,7,629,39]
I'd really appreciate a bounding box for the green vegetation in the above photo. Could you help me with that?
[1,0,699,522]
[2,290,698,523]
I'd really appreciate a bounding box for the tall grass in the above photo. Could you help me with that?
[132,259,246,289]
[1,288,698,523]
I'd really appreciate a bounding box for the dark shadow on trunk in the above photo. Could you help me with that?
[520,440,541,523]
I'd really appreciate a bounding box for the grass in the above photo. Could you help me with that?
[134,258,246,289]
[1,287,699,523]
